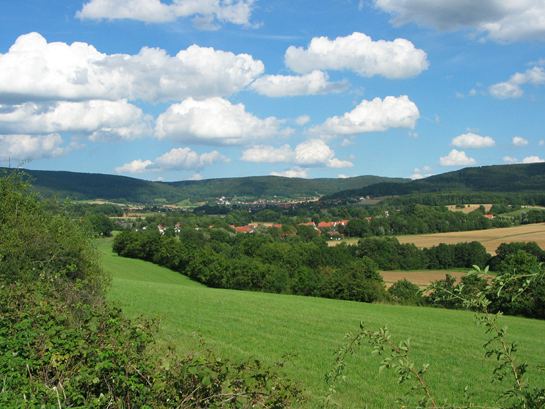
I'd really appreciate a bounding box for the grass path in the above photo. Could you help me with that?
[97,238,545,408]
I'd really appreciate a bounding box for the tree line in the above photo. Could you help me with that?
[112,229,493,301]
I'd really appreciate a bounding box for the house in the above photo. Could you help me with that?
[298,221,316,227]
[235,226,254,233]
[484,214,494,219]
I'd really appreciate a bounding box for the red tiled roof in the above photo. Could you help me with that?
[236,226,254,233]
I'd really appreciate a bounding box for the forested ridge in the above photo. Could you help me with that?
[324,162,545,200]
[0,167,407,203]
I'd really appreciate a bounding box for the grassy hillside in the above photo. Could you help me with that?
[1,167,408,203]
[324,162,545,200]
[97,238,545,408]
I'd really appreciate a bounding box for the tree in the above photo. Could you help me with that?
[388,279,425,305]
[85,212,114,237]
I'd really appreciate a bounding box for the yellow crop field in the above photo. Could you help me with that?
[445,203,493,213]
[396,223,545,254]
[381,270,467,288]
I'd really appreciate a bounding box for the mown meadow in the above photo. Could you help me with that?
[97,238,545,408]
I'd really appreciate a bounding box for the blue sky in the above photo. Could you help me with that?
[1,0,545,182]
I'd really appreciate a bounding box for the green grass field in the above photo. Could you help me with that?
[96,238,545,408]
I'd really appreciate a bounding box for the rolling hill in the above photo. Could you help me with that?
[0,167,408,203]
[323,163,545,200]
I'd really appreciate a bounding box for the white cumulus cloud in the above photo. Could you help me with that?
[285,32,429,79]
[113,159,154,174]
[309,95,419,137]
[0,134,72,161]
[439,149,477,166]
[76,0,256,29]
[0,33,264,104]
[270,167,308,178]
[114,147,230,174]
[522,156,545,163]
[451,133,495,148]
[411,165,434,180]
[0,100,152,142]
[249,70,348,97]
[503,156,518,163]
[240,144,294,163]
[295,115,311,126]
[513,136,529,146]
[489,66,545,99]
[155,97,291,146]
[240,139,353,168]
[374,0,545,43]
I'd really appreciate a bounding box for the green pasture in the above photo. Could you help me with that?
[97,238,545,408]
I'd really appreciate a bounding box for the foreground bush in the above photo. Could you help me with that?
[0,170,304,408]
[0,170,108,300]
[0,280,304,408]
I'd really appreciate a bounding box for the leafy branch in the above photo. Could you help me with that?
[325,265,545,408]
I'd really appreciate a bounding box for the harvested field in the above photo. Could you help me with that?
[396,223,545,254]
[445,204,493,213]
[381,270,466,288]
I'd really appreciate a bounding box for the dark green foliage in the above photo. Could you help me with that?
[427,251,545,319]
[85,212,115,237]
[426,273,488,310]
[0,170,108,298]
[65,202,124,217]
[324,162,545,200]
[113,229,389,304]
[488,251,545,319]
[487,241,545,271]
[1,167,407,203]
[0,170,304,408]
[0,281,304,408]
[388,279,425,305]
[355,237,489,271]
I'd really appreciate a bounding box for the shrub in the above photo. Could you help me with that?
[388,279,426,305]
[0,170,108,300]
[0,280,304,408]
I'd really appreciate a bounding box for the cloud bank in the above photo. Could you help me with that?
[77,0,256,29]
[115,147,230,174]
[489,66,545,99]
[240,139,353,169]
[374,0,545,43]
[249,70,348,97]
[0,33,264,104]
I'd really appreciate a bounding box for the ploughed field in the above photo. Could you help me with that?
[97,238,545,408]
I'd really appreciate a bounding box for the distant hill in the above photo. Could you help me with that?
[1,167,409,203]
[163,175,409,201]
[323,163,545,200]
